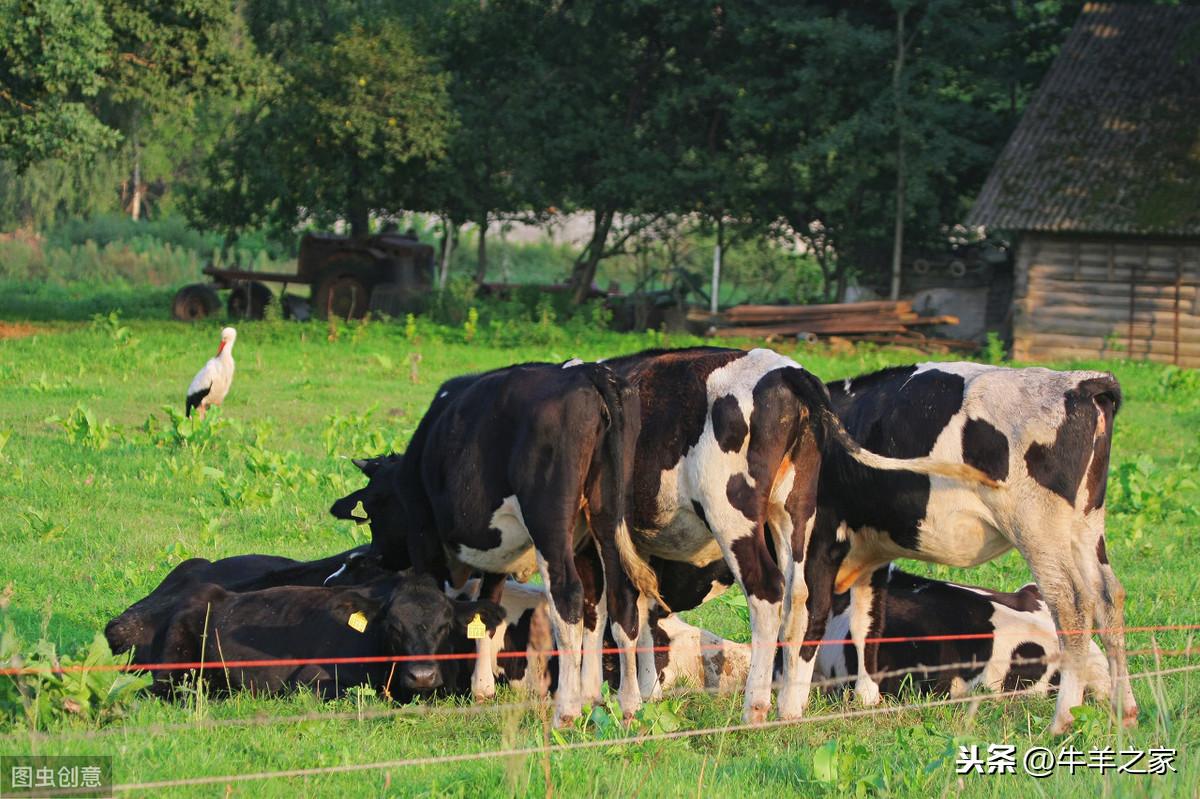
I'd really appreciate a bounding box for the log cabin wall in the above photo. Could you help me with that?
[1013,233,1200,366]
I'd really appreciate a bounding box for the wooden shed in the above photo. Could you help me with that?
[968,3,1200,367]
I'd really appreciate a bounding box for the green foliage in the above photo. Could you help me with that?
[191,21,454,240]
[142,404,223,451]
[1,608,150,730]
[1109,454,1199,530]
[45,402,120,450]
[0,0,116,165]
[983,331,1007,364]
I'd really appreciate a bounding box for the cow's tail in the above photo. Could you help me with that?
[780,367,999,488]
[579,363,666,609]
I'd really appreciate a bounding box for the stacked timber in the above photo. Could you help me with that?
[692,300,964,350]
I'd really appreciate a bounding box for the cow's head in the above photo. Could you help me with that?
[382,571,504,693]
[323,548,391,587]
[330,454,410,568]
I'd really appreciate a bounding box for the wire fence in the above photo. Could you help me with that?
[102,662,1200,794]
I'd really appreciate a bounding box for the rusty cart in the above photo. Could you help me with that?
[171,231,436,321]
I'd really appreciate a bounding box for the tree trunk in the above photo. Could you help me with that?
[130,140,142,222]
[710,217,723,314]
[568,208,615,305]
[889,8,907,302]
[348,193,370,240]
[438,216,456,290]
[474,213,488,285]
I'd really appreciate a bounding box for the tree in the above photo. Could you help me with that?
[0,0,116,166]
[189,22,454,241]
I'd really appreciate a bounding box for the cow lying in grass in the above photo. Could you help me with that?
[815,564,1111,699]
[142,570,503,700]
[105,547,386,658]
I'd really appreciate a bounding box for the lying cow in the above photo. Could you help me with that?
[106,547,385,658]
[603,347,994,723]
[145,571,503,700]
[816,565,1111,699]
[813,362,1133,732]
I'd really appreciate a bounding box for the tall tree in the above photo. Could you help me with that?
[189,22,454,240]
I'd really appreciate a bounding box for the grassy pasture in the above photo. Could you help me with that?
[1,311,1198,797]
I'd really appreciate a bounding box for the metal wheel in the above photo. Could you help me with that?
[314,274,370,320]
[227,281,274,320]
[172,284,221,321]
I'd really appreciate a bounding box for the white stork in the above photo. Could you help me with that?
[185,326,237,420]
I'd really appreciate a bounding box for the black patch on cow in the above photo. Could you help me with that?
[1097,536,1109,565]
[821,367,965,552]
[652,556,732,612]
[1003,642,1048,691]
[690,500,709,528]
[830,589,851,618]
[605,347,743,530]
[501,609,533,684]
[1049,668,1061,688]
[864,567,996,696]
[962,417,1009,483]
[711,394,749,453]
[1024,384,1108,506]
[729,536,783,604]
[726,474,758,521]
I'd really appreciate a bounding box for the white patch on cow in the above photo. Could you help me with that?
[536,551,584,725]
[562,358,583,369]
[457,495,538,579]
[438,391,448,399]
[322,564,347,586]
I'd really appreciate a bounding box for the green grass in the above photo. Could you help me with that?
[1,308,1198,797]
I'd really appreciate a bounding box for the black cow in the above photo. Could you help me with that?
[144,571,503,700]
[357,361,644,725]
[105,547,385,658]
[602,347,993,723]
[813,362,1132,732]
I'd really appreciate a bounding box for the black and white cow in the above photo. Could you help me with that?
[604,347,994,723]
[105,547,386,657]
[366,361,645,725]
[816,565,1111,699]
[811,362,1133,733]
[143,571,503,700]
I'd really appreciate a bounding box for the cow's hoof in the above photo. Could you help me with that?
[743,704,770,725]
[855,678,882,707]
[776,691,808,720]
[472,690,495,703]
[553,712,577,729]
[1122,706,1140,728]
[1049,713,1074,735]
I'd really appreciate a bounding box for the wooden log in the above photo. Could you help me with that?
[1028,306,1200,330]
[1023,331,1200,358]
[712,322,911,338]
[1024,344,1200,368]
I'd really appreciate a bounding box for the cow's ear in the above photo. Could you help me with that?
[454,600,505,633]
[353,457,381,477]
[333,593,386,627]
[329,488,369,521]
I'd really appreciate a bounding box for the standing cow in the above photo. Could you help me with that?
[371,361,645,726]
[813,362,1133,733]
[604,347,994,723]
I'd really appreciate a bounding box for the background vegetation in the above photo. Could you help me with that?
[3,0,1100,304]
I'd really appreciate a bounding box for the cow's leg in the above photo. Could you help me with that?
[770,469,821,719]
[574,536,607,706]
[1013,512,1096,734]
[591,517,645,719]
[847,570,885,706]
[1087,519,1138,726]
[471,573,507,701]
[796,508,846,700]
[534,547,585,726]
[636,602,665,701]
[706,489,783,723]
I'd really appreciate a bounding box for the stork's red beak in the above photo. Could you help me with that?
[216,341,226,356]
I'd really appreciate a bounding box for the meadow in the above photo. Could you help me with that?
[1,304,1198,797]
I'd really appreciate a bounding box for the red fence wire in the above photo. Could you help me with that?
[2,622,1196,677]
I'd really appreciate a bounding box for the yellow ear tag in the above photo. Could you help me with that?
[347,611,368,633]
[351,500,368,520]
[466,613,486,640]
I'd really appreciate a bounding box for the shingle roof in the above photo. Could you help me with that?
[968,3,1200,236]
